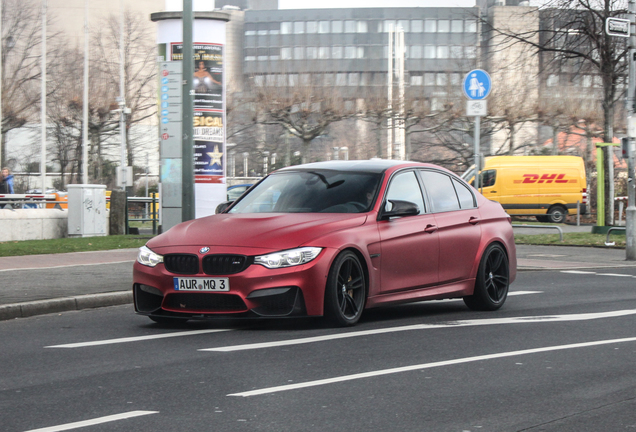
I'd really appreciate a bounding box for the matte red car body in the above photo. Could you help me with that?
[133,160,516,321]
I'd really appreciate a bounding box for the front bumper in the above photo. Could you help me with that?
[132,248,336,319]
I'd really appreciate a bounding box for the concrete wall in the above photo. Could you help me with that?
[0,209,69,242]
[0,209,111,242]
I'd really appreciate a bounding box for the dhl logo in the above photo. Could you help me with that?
[513,174,576,184]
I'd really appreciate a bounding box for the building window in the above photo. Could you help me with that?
[336,73,347,86]
[437,20,450,32]
[257,47,268,61]
[245,48,256,61]
[345,20,356,33]
[294,47,305,59]
[348,73,359,86]
[450,45,463,58]
[319,21,330,33]
[410,45,422,59]
[436,73,448,86]
[257,23,268,35]
[465,46,477,58]
[411,20,423,33]
[451,20,463,33]
[281,22,292,34]
[277,75,287,87]
[424,45,436,59]
[437,46,449,58]
[294,21,305,34]
[245,23,256,36]
[269,48,280,60]
[289,74,298,86]
[324,73,335,86]
[424,73,435,86]
[466,20,477,33]
[306,21,318,33]
[546,74,559,87]
[450,73,461,86]
[344,100,355,112]
[306,47,318,59]
[281,47,292,60]
[332,20,343,33]
[300,74,311,86]
[254,75,264,86]
[593,75,603,88]
[410,75,423,86]
[424,19,436,32]
[398,20,410,32]
[383,20,396,32]
[357,21,368,33]
[269,22,280,35]
[266,75,277,86]
[319,47,330,59]
[582,75,592,87]
[332,46,343,59]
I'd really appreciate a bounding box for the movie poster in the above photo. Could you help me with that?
[171,42,225,186]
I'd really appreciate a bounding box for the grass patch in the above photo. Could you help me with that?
[514,232,626,247]
[0,235,151,257]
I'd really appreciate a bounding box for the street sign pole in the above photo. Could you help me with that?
[626,0,636,260]
[463,70,492,190]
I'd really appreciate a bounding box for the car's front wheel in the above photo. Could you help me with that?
[324,251,366,326]
[464,243,509,311]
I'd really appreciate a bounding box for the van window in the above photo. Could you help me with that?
[452,178,476,209]
[481,169,496,187]
[420,170,460,212]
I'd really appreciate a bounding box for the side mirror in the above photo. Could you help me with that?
[215,201,233,214]
[380,199,420,220]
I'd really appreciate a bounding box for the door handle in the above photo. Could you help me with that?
[424,224,438,233]
[469,217,480,225]
[490,190,497,193]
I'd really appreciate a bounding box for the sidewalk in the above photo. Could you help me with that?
[1,243,635,321]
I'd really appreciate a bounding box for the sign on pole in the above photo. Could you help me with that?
[463,69,492,100]
[606,17,630,37]
[466,100,488,117]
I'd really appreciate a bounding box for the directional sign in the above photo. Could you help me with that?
[606,17,630,38]
[463,69,492,100]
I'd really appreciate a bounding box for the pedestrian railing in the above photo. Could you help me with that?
[512,224,564,242]
[126,195,159,235]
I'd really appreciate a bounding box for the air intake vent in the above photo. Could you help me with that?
[164,254,199,274]
[202,255,250,275]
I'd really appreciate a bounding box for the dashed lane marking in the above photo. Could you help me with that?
[45,329,231,349]
[23,410,159,432]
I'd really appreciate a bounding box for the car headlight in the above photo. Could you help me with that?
[137,246,164,267]
[254,247,322,269]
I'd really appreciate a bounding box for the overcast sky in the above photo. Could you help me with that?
[278,0,478,9]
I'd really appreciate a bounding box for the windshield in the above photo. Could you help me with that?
[228,170,382,214]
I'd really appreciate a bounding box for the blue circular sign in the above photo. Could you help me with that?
[463,69,492,100]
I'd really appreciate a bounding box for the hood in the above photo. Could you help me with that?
[148,212,368,252]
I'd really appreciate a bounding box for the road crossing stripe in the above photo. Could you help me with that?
[45,329,231,348]
[201,309,636,353]
[227,336,636,397]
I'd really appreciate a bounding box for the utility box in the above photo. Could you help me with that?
[67,184,107,237]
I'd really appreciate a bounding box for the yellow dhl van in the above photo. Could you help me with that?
[462,155,587,223]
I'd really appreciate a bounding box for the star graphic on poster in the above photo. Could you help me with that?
[207,145,223,166]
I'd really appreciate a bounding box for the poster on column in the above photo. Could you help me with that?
[171,42,226,217]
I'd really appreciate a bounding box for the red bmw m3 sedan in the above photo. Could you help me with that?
[133,159,516,326]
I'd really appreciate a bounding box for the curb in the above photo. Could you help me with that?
[0,292,132,321]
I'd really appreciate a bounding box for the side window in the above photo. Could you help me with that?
[385,171,425,214]
[452,178,476,209]
[480,169,496,187]
[419,170,461,212]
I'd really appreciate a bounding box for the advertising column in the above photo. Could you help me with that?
[152,10,230,230]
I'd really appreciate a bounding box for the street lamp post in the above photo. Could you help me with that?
[626,0,636,260]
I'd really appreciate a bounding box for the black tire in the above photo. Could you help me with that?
[535,215,549,223]
[547,205,568,224]
[324,251,367,326]
[464,243,509,311]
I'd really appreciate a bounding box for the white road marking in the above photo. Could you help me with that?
[45,329,231,349]
[596,273,634,277]
[561,270,597,274]
[0,261,133,273]
[23,410,158,431]
[201,309,636,353]
[562,270,635,277]
[228,336,636,397]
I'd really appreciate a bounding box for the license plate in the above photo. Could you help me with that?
[173,277,230,292]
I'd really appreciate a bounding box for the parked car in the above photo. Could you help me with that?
[227,183,253,201]
[133,160,516,326]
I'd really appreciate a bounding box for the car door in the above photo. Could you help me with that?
[419,170,482,284]
[378,170,439,293]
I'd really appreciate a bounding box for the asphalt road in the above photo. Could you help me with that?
[1,267,636,432]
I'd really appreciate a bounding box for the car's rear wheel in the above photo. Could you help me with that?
[464,243,509,311]
[324,251,366,326]
[547,205,568,224]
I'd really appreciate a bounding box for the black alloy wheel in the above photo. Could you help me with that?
[324,251,366,326]
[464,243,509,311]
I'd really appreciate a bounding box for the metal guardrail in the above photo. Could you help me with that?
[0,194,67,209]
[512,224,564,242]
[126,196,159,235]
[605,227,626,246]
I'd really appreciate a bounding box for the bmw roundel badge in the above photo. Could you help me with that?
[199,247,210,254]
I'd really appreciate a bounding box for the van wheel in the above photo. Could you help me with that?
[547,205,567,224]
[535,216,549,223]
